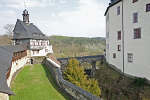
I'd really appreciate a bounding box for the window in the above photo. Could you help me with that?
[106,13,109,22]
[45,49,48,53]
[106,44,109,50]
[33,41,35,46]
[117,6,120,15]
[36,51,39,54]
[33,51,35,55]
[133,0,138,3]
[133,13,138,23]
[134,28,141,39]
[128,53,133,63]
[106,32,109,38]
[146,4,150,12]
[118,31,121,40]
[118,45,121,51]
[113,53,116,58]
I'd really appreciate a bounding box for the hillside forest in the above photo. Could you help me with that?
[0,34,106,58]
[48,35,106,58]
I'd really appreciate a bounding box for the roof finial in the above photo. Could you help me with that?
[24,2,26,9]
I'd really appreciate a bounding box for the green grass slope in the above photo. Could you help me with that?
[10,65,70,100]
[93,63,150,100]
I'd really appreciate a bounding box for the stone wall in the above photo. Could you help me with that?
[46,58,102,100]
[31,56,46,65]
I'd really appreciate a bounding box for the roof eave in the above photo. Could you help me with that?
[104,0,122,16]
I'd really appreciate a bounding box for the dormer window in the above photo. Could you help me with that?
[33,33,36,36]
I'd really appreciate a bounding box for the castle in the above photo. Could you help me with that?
[105,0,150,80]
[0,9,53,100]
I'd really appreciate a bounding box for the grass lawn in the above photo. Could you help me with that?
[10,65,70,100]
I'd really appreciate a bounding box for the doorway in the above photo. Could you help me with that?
[31,59,33,64]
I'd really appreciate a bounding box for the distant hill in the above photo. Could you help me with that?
[48,35,106,58]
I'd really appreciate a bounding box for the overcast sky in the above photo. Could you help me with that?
[0,0,110,38]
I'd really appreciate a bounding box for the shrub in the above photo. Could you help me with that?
[63,58,101,97]
[133,78,147,87]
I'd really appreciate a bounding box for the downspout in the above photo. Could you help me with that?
[122,0,124,74]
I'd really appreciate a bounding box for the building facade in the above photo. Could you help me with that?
[12,9,53,61]
[105,0,150,80]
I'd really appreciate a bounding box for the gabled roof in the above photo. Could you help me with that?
[1,45,26,53]
[104,0,122,16]
[0,45,27,95]
[0,60,15,95]
[12,19,48,40]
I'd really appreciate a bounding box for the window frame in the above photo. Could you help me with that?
[146,3,150,12]
[113,53,116,58]
[106,44,109,50]
[118,45,121,51]
[106,13,109,23]
[106,32,109,38]
[33,51,35,55]
[134,28,141,39]
[36,51,39,54]
[133,12,138,23]
[127,53,133,63]
[133,0,138,3]
[45,49,48,53]
[117,6,120,15]
[118,31,121,40]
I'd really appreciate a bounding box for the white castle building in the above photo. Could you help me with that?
[105,0,150,80]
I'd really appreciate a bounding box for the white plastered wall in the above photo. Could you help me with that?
[106,0,150,80]
[7,56,27,86]
[106,1,123,71]
[123,0,150,80]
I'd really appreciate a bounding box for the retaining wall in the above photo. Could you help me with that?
[46,57,102,100]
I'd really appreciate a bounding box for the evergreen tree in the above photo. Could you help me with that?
[63,58,101,97]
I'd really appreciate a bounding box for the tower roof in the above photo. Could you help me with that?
[23,9,28,15]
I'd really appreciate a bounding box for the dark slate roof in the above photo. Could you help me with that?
[104,0,122,16]
[0,45,27,95]
[0,60,14,95]
[12,19,48,40]
[23,9,29,15]
[1,45,26,53]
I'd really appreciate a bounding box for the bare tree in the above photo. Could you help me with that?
[0,24,15,46]
[3,24,15,35]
